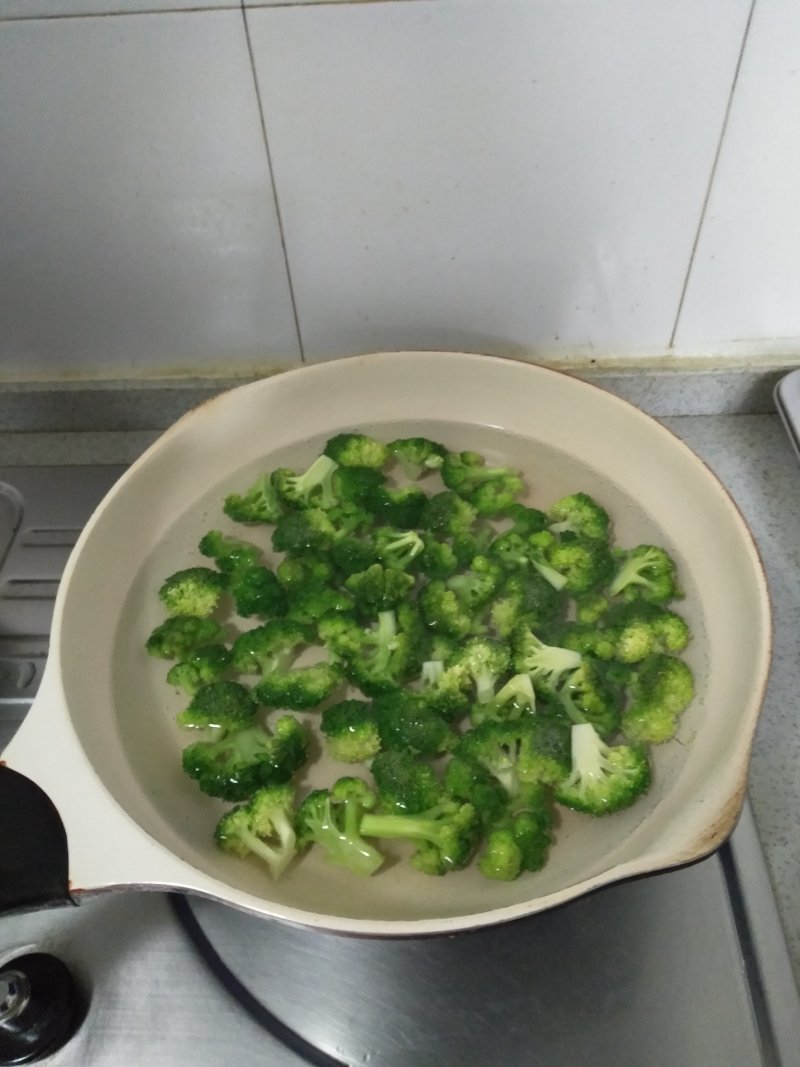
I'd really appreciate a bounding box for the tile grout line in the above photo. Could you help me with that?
[239,0,306,362]
[0,1,435,24]
[668,0,757,349]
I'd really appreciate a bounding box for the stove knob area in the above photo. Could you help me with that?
[0,953,84,1065]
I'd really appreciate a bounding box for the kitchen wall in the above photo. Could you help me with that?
[0,0,797,381]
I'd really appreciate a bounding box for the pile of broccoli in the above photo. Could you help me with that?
[146,433,695,885]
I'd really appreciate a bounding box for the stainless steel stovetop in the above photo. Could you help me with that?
[1,452,799,1067]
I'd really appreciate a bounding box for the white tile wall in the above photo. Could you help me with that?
[0,11,299,378]
[248,0,749,361]
[675,0,800,351]
[2,0,799,377]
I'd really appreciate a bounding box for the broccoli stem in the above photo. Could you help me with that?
[531,559,568,591]
[238,817,296,880]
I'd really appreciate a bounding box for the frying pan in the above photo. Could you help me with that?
[0,352,772,936]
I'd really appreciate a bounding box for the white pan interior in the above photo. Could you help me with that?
[49,352,771,932]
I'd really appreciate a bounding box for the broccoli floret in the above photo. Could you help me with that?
[228,565,287,619]
[296,777,384,877]
[419,491,477,538]
[199,530,261,576]
[316,612,364,662]
[441,451,524,516]
[324,433,388,470]
[271,508,337,555]
[554,621,619,661]
[417,658,472,721]
[548,492,611,541]
[524,531,570,592]
[574,593,611,625]
[276,554,336,590]
[373,528,425,571]
[608,544,682,604]
[344,563,416,613]
[365,486,428,528]
[452,637,511,706]
[146,615,226,660]
[558,660,621,739]
[214,783,298,881]
[338,606,424,696]
[478,784,556,880]
[176,680,257,731]
[513,625,583,692]
[490,570,565,639]
[271,454,340,510]
[416,535,460,579]
[604,601,691,663]
[371,690,455,757]
[360,800,480,876]
[331,537,379,577]
[223,473,284,524]
[554,722,651,816]
[456,717,571,795]
[418,580,475,641]
[443,754,508,830]
[333,466,386,507]
[546,536,615,596]
[320,699,381,763]
[445,554,503,610]
[183,717,308,800]
[255,661,341,710]
[621,653,695,744]
[158,566,226,618]
[231,619,312,675]
[371,748,443,814]
[166,643,232,694]
[471,673,536,727]
[285,582,355,625]
[387,437,447,480]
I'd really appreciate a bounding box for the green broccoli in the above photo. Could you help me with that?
[320,699,381,763]
[344,563,416,613]
[445,554,503,610]
[522,531,570,591]
[255,661,341,711]
[557,660,621,739]
[548,492,611,541]
[158,567,227,618]
[603,601,691,663]
[182,716,308,800]
[546,536,615,596]
[418,580,475,640]
[478,784,556,881]
[373,528,425,571]
[336,605,424,697]
[621,653,695,744]
[360,800,480,875]
[365,486,428,528]
[574,593,611,625]
[231,619,313,675]
[146,615,226,660]
[441,451,524,516]
[276,554,336,590]
[223,473,284,524]
[452,637,511,706]
[176,680,257,731]
[296,777,384,876]
[371,690,456,757]
[470,673,536,727]
[416,535,461,579]
[513,625,583,692]
[228,565,287,620]
[417,658,472,721]
[199,530,261,576]
[456,716,571,795]
[371,748,443,814]
[271,454,340,510]
[387,437,447,480]
[443,754,508,830]
[554,722,651,815]
[214,783,298,880]
[271,508,337,555]
[331,536,380,577]
[608,544,682,604]
[419,491,478,538]
[324,433,388,470]
[166,643,232,695]
[333,466,386,507]
[285,582,355,625]
[490,570,566,639]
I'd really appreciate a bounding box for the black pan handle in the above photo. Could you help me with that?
[0,765,75,916]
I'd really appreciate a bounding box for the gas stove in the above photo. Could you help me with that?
[1,433,800,1066]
